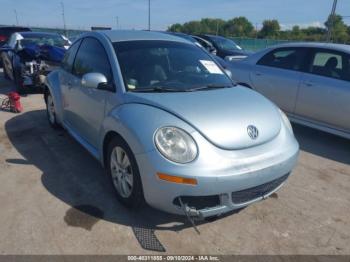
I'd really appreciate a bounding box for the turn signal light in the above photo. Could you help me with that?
[157,173,197,185]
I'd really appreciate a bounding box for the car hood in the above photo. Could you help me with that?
[125,86,281,150]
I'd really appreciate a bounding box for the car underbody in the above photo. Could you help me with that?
[20,58,60,88]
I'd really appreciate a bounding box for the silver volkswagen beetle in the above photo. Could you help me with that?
[44,30,299,218]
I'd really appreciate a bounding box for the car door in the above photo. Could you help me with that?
[67,37,114,148]
[60,39,82,126]
[295,48,350,131]
[250,47,306,114]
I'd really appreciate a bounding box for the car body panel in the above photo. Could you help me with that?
[125,87,282,150]
[296,72,350,131]
[250,65,303,113]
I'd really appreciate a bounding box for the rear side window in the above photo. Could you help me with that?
[73,37,112,83]
[307,49,349,82]
[61,39,81,72]
[258,48,305,71]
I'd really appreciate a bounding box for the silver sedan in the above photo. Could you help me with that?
[44,30,299,218]
[230,42,350,139]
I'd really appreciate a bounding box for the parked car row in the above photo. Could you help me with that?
[0,26,70,93]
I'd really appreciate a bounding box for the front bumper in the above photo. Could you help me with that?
[136,125,299,217]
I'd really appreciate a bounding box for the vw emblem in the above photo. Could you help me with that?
[247,125,259,140]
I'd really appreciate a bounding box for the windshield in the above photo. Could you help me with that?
[20,34,66,48]
[210,36,242,51]
[113,40,233,92]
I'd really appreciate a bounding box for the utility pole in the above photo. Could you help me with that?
[14,9,19,26]
[327,0,338,42]
[148,0,151,31]
[115,16,119,30]
[61,1,67,36]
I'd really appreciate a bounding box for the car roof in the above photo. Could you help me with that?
[162,31,197,43]
[200,34,224,39]
[0,26,30,30]
[97,30,191,44]
[273,42,350,53]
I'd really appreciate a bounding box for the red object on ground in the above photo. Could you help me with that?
[4,92,23,113]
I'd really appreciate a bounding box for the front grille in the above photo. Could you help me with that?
[173,195,220,210]
[231,174,289,204]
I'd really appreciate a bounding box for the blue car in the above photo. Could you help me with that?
[44,30,299,218]
[0,32,70,93]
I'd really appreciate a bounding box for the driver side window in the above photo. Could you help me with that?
[73,37,112,83]
[61,39,81,72]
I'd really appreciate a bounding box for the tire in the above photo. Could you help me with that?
[46,91,60,129]
[106,136,144,208]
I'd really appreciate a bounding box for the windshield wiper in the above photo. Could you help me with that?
[186,84,234,92]
[129,86,185,93]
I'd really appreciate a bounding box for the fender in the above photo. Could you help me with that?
[99,103,196,166]
[45,70,64,124]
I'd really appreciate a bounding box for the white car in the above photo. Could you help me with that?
[230,42,350,139]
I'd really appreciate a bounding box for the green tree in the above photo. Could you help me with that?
[290,26,305,40]
[223,16,254,37]
[259,19,280,38]
[325,14,349,43]
[200,18,226,35]
[168,23,183,32]
[181,21,203,34]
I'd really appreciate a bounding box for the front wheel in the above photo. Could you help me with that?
[107,137,144,208]
[46,91,60,129]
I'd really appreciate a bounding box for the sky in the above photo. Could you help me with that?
[0,0,349,31]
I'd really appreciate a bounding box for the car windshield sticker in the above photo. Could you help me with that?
[199,60,223,74]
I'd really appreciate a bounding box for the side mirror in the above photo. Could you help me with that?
[81,73,108,89]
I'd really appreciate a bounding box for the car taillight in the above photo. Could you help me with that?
[0,35,7,42]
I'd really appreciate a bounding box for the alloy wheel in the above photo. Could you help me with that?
[110,146,134,198]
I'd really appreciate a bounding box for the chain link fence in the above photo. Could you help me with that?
[230,37,294,51]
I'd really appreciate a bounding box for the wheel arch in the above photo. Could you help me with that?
[44,71,63,124]
[102,131,124,167]
[99,103,197,167]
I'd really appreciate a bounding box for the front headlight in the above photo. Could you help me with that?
[278,109,293,134]
[154,127,198,163]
